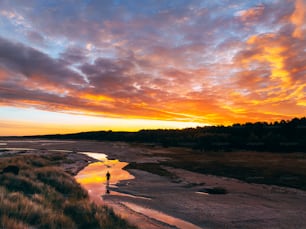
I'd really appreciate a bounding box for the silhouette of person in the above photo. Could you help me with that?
[106,171,111,182]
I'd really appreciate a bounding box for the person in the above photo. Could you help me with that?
[106,171,111,194]
[106,171,110,182]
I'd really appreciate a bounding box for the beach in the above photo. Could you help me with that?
[2,139,306,228]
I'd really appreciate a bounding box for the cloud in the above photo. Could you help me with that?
[236,4,265,23]
[26,30,45,45]
[0,9,27,27]
[59,46,89,65]
[230,25,306,120]
[0,36,85,88]
[0,0,305,127]
[290,0,306,39]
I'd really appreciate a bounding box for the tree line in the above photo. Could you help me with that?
[31,117,306,152]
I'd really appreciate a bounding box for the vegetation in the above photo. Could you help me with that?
[167,149,306,190]
[198,187,228,194]
[122,148,306,191]
[28,117,306,153]
[0,152,136,229]
[125,162,178,181]
[3,117,305,193]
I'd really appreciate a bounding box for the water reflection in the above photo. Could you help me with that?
[79,152,107,161]
[49,149,73,153]
[75,152,134,203]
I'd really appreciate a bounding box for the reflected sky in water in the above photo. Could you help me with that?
[75,152,134,203]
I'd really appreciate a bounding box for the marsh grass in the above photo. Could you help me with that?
[125,162,178,181]
[126,145,306,190]
[0,152,137,229]
[159,150,306,190]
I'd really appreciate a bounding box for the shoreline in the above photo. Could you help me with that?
[2,139,306,228]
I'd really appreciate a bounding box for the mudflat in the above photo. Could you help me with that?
[2,139,306,228]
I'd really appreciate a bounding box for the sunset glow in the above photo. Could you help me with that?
[0,1,305,136]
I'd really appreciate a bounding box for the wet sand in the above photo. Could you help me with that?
[2,139,306,228]
[112,168,306,228]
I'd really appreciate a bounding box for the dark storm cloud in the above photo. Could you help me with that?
[0,36,85,87]
[59,46,89,65]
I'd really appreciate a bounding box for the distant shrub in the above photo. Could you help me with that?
[1,165,19,175]
[199,187,228,194]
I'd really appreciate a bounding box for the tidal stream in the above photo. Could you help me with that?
[75,152,202,229]
[0,141,201,229]
[75,152,135,204]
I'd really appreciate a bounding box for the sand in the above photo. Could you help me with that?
[2,139,306,228]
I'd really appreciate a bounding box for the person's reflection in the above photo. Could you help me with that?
[106,171,111,194]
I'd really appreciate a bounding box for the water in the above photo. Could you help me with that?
[48,149,73,153]
[0,147,36,151]
[75,152,135,203]
[76,152,202,229]
[2,140,75,144]
[1,140,202,228]
[79,152,108,161]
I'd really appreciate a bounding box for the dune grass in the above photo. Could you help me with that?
[0,152,137,229]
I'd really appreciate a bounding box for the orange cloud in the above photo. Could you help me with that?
[291,0,306,39]
[1,1,305,134]
[246,34,291,85]
[236,4,265,23]
[0,69,9,81]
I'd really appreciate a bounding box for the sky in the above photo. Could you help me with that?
[0,0,305,136]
